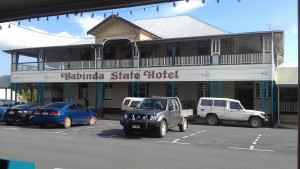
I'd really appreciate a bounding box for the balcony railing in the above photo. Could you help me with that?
[220,53,263,65]
[102,59,132,69]
[280,102,297,112]
[12,53,265,72]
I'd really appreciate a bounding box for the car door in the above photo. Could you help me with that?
[228,101,245,121]
[67,104,80,124]
[76,103,90,123]
[168,99,180,127]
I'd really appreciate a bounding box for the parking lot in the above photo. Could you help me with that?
[0,120,297,169]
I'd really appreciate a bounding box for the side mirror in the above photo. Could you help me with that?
[169,105,175,111]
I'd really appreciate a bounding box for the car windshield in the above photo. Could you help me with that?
[43,102,67,109]
[136,99,167,110]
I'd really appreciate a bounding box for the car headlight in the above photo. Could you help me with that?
[149,115,157,121]
[123,114,128,119]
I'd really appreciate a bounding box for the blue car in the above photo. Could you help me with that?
[0,99,16,121]
[34,102,97,128]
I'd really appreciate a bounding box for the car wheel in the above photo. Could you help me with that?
[249,117,261,128]
[157,120,167,138]
[123,127,134,136]
[179,117,188,132]
[88,116,97,126]
[206,115,218,126]
[64,117,72,128]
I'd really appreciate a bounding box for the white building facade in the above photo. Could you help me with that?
[4,15,285,122]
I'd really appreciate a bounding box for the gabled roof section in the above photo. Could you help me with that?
[87,14,161,39]
[133,15,229,39]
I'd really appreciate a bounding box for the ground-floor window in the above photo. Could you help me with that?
[104,83,112,100]
[79,83,88,99]
[166,82,178,97]
[128,82,149,97]
[254,81,271,98]
[197,82,210,100]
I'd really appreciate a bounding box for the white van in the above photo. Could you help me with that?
[121,97,145,112]
[197,97,267,128]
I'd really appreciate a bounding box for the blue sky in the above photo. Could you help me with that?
[0,0,297,76]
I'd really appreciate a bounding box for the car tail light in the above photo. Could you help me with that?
[50,111,60,115]
[34,111,41,115]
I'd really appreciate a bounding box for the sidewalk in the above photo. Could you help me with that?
[277,122,298,129]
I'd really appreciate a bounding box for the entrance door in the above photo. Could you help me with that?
[236,89,253,110]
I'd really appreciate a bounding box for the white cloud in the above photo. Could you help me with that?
[0,22,82,50]
[72,16,103,36]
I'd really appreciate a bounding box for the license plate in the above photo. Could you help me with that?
[42,112,48,115]
[8,111,14,114]
[132,125,140,129]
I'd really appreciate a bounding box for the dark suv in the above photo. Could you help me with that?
[120,97,189,138]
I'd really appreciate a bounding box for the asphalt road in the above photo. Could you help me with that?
[0,120,297,169]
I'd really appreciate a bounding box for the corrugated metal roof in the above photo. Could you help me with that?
[0,75,11,88]
[133,15,229,39]
[276,67,298,86]
[68,38,95,46]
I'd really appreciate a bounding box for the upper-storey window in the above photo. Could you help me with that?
[198,40,211,55]
[80,48,91,61]
[167,43,180,57]
[104,45,115,59]
[140,44,156,58]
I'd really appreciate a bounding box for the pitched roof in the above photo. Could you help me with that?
[87,14,160,39]
[133,15,229,39]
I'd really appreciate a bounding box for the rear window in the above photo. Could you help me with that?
[43,102,67,109]
[214,100,226,107]
[123,99,130,106]
[12,103,37,109]
[201,99,213,106]
[130,101,141,108]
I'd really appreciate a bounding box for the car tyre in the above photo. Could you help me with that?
[5,120,13,125]
[179,117,188,132]
[206,115,218,126]
[249,117,261,128]
[64,117,72,128]
[157,120,167,138]
[123,127,134,136]
[88,116,97,126]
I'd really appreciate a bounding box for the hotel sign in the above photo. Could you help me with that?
[60,70,179,81]
[11,65,273,83]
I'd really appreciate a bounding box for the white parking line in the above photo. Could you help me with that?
[182,136,189,138]
[172,139,180,143]
[158,141,190,145]
[43,131,67,134]
[228,147,274,152]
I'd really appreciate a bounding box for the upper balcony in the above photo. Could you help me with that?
[12,52,267,72]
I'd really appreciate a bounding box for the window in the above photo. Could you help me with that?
[197,82,210,100]
[254,81,271,98]
[77,103,87,110]
[230,102,241,109]
[79,83,88,100]
[201,99,213,106]
[167,43,180,57]
[68,104,77,110]
[123,99,130,106]
[80,48,91,60]
[104,83,112,100]
[166,82,178,97]
[128,83,149,97]
[130,101,140,108]
[198,40,211,55]
[214,100,226,107]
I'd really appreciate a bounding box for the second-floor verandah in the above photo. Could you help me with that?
[7,31,283,72]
